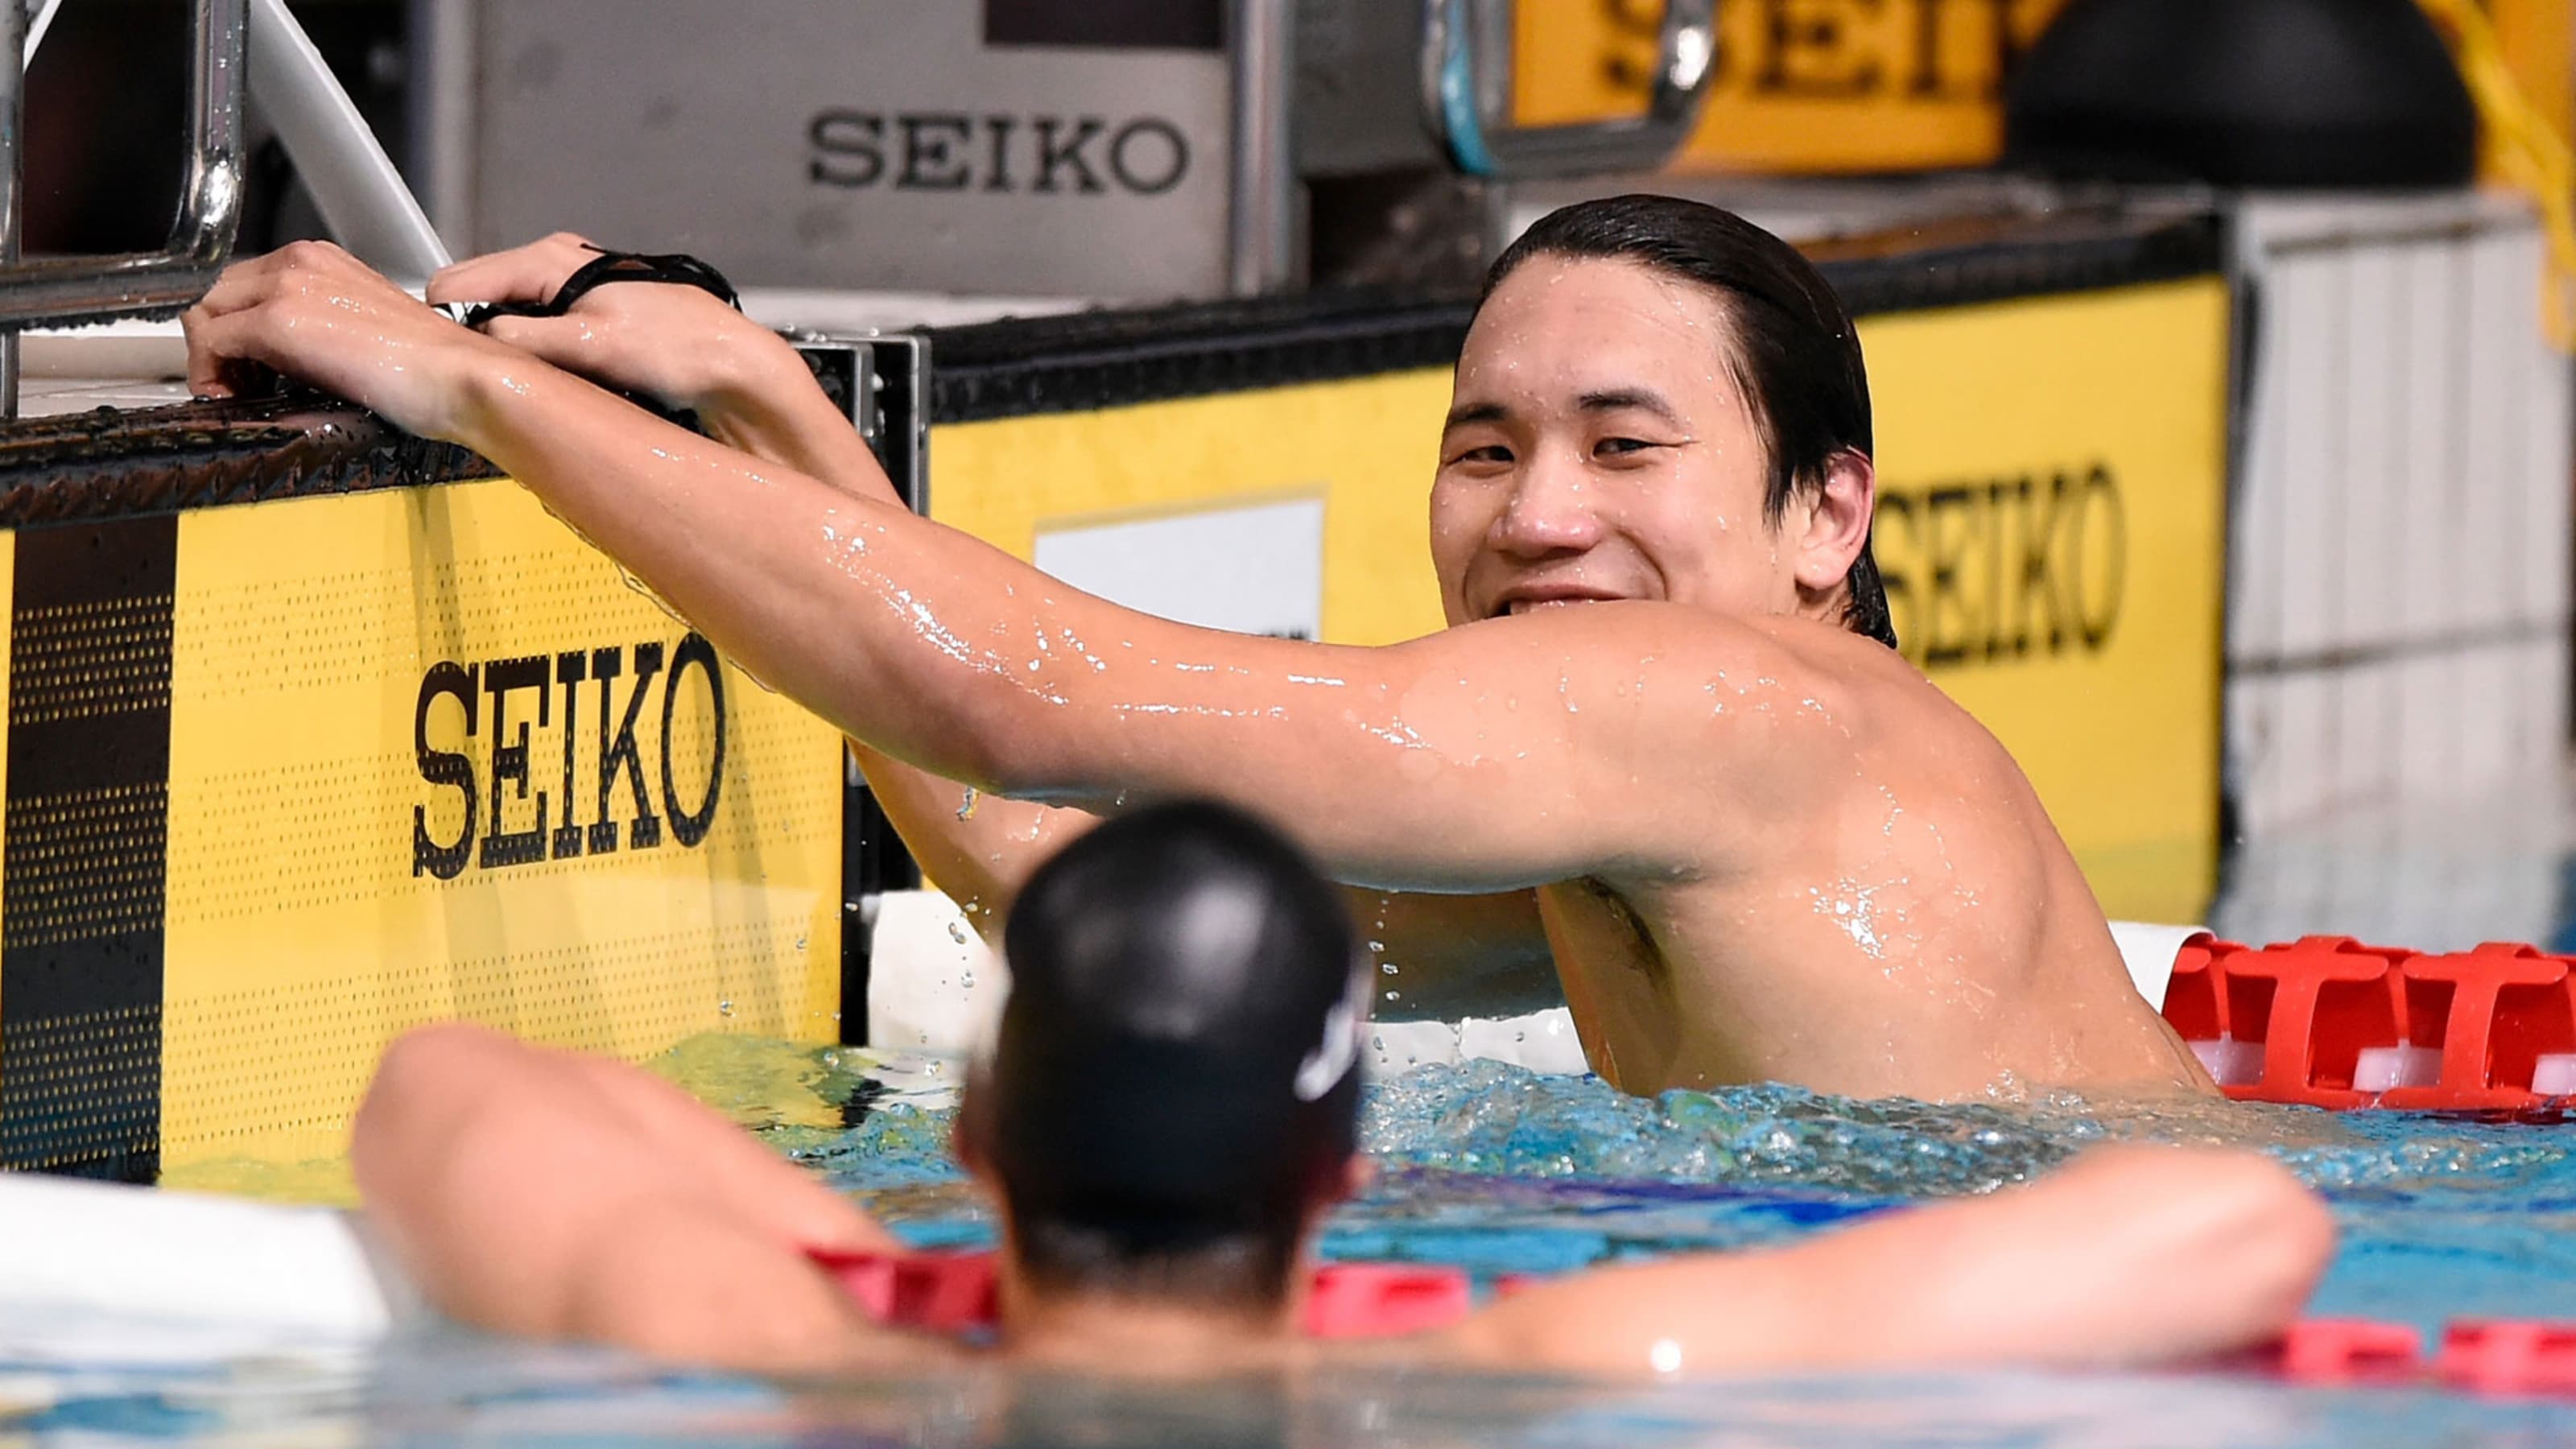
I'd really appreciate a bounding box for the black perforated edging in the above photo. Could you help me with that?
[927,208,2224,424]
[0,394,500,528]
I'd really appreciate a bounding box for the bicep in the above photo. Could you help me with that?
[1015,605,1796,894]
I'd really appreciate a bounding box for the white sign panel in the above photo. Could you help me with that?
[1034,496,1327,640]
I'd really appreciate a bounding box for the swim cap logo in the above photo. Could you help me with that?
[1294,964,1370,1103]
[411,633,727,879]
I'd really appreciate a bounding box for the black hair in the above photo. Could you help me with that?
[1480,193,1898,650]
[972,799,1363,1312]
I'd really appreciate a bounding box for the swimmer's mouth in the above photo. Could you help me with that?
[1490,587,1628,619]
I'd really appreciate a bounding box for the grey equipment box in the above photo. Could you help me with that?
[427,0,1243,300]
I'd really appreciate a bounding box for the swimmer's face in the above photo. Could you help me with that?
[1432,256,1849,629]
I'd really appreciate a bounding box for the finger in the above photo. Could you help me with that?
[181,306,279,400]
[180,304,231,398]
[427,233,596,306]
[191,254,292,320]
[481,312,607,373]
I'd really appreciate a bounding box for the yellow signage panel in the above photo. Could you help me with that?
[157,481,843,1170]
[931,370,1454,648]
[1868,279,2231,923]
[931,279,2228,924]
[1516,0,2068,174]
[1519,0,2570,180]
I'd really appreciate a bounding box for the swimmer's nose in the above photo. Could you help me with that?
[1490,459,1606,558]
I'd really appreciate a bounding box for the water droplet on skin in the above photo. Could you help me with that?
[1381,962,1399,976]
[947,921,968,945]
[1384,990,1402,1002]
[960,969,976,989]
[956,788,979,821]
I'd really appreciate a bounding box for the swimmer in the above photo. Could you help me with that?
[184,196,2212,1101]
[353,799,2331,1378]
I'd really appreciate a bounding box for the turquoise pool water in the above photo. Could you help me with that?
[10,1047,2571,1447]
[15,778,2576,1446]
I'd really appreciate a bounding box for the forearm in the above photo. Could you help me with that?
[448,356,1697,892]
[353,1026,891,1341]
[683,351,1096,923]
[691,339,902,507]
[1473,1146,2330,1375]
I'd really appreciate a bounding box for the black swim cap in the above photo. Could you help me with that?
[985,800,1366,1247]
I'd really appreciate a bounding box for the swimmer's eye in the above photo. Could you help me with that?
[1447,444,1515,467]
[1594,437,1662,460]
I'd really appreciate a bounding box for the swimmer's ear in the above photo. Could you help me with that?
[1790,448,1875,600]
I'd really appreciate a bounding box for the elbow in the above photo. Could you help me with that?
[2207,1155,2337,1339]
[2134,1148,2338,1352]
[351,1022,518,1205]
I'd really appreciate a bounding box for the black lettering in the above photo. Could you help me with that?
[1108,118,1188,195]
[661,634,727,847]
[2070,464,2126,649]
[1921,485,1975,667]
[984,114,1018,192]
[808,110,885,188]
[1979,478,2008,663]
[412,663,477,881]
[1757,0,1883,98]
[2013,473,2067,654]
[551,650,587,860]
[1034,117,1106,193]
[479,655,550,869]
[1988,0,2025,100]
[1876,492,1918,656]
[592,642,665,854]
[898,114,974,191]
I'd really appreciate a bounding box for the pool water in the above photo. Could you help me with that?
[18,779,2576,1447]
[20,1034,2574,1447]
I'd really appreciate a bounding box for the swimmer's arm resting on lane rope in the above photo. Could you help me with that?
[1427,1146,2334,1376]
[422,239,1562,1001]
[351,1024,941,1375]
[187,243,1823,898]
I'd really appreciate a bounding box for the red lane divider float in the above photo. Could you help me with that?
[2161,935,2576,1112]
[2270,1319,2576,1397]
[805,1249,1476,1340]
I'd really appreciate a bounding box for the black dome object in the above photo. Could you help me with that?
[2005,0,2479,188]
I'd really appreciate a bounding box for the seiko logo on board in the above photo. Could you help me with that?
[412,634,727,880]
[805,111,1191,196]
[1875,464,2127,670]
[1597,0,2033,103]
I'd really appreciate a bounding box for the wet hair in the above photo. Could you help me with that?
[969,799,1364,1312]
[1480,193,1898,649]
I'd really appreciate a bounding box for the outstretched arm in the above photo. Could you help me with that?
[188,244,1851,896]
[351,1023,919,1373]
[425,240,1562,1001]
[1449,1146,2334,1376]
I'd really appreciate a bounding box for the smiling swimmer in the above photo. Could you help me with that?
[352,799,2330,1380]
[185,195,2213,1102]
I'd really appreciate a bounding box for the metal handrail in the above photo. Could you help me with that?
[1419,0,1715,180]
[0,0,246,328]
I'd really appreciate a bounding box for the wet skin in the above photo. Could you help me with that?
[356,1024,2330,1381]
[188,237,2212,1101]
